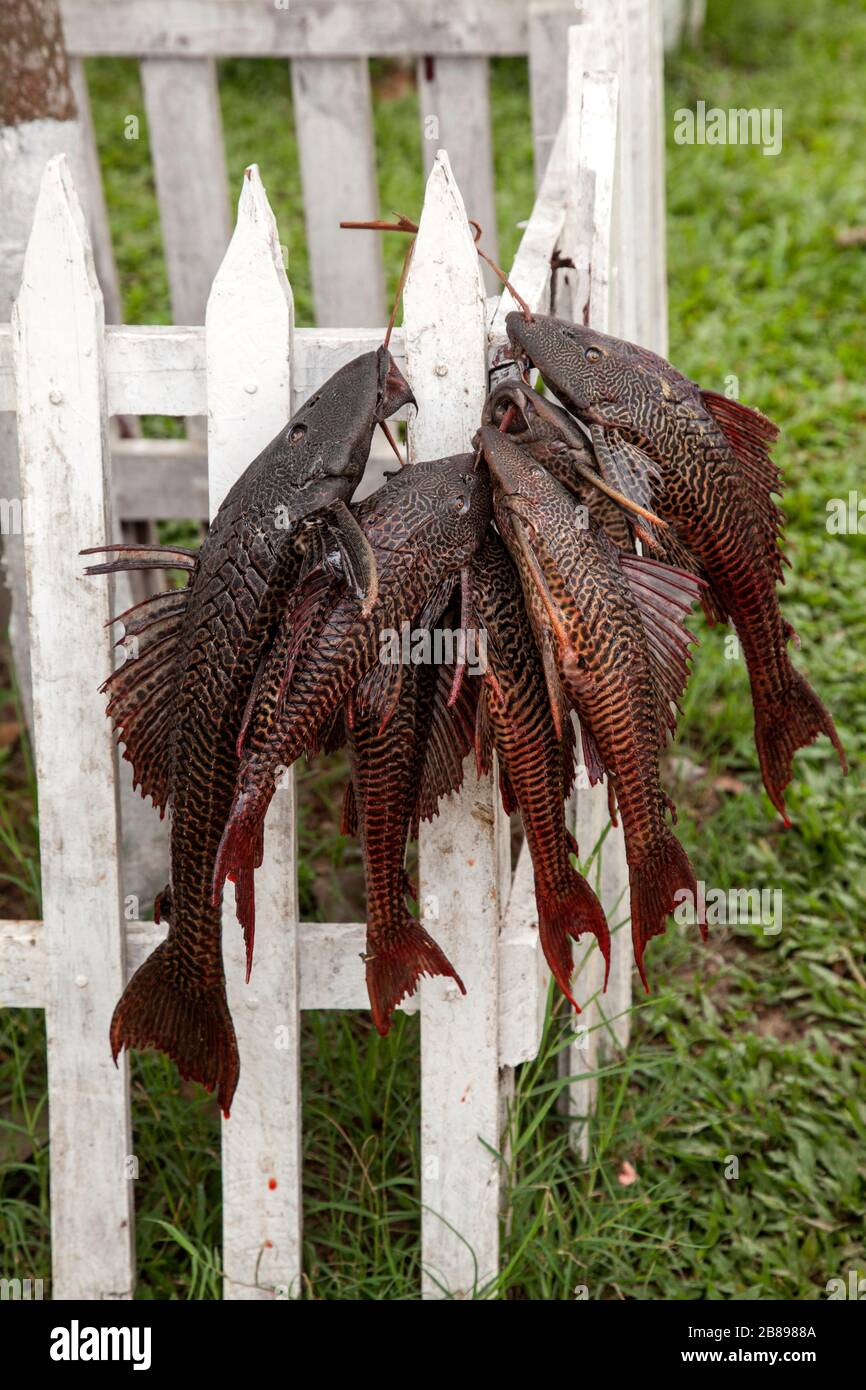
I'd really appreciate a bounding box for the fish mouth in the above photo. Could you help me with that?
[478,425,523,496]
[481,384,532,437]
[376,348,417,419]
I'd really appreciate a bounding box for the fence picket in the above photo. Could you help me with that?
[403,152,506,1298]
[291,58,385,327]
[12,156,134,1300]
[0,3,664,1292]
[205,166,302,1300]
[416,56,499,293]
[141,57,232,327]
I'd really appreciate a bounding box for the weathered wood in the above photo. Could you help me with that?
[403,151,504,1299]
[12,155,134,1300]
[527,0,576,184]
[560,55,633,1147]
[291,57,384,327]
[0,915,546,1062]
[60,0,531,58]
[416,55,499,293]
[205,166,302,1301]
[0,322,416,416]
[648,0,669,356]
[66,57,124,325]
[487,117,568,347]
[141,57,232,328]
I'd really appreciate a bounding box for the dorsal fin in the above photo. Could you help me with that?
[701,390,788,582]
[620,553,703,748]
[414,658,479,830]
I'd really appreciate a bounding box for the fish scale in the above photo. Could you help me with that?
[471,530,609,1005]
[506,312,847,822]
[480,426,705,987]
[84,347,414,1113]
[211,455,493,971]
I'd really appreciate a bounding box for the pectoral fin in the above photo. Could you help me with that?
[302,500,379,615]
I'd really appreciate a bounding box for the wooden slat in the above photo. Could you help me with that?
[1,917,546,1060]
[12,156,134,1300]
[67,58,125,326]
[0,323,413,416]
[527,0,575,183]
[648,0,669,355]
[559,52,633,1151]
[60,0,530,58]
[290,58,384,327]
[205,166,302,1301]
[416,56,499,293]
[140,57,232,326]
[487,116,568,347]
[403,151,505,1299]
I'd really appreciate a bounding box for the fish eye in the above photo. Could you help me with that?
[452,493,470,514]
[290,424,307,444]
[585,347,601,364]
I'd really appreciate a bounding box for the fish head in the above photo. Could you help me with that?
[284,350,416,499]
[505,311,691,436]
[371,453,492,569]
[479,425,564,530]
[374,346,417,422]
[482,380,595,464]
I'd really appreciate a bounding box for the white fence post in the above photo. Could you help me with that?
[205,166,302,1300]
[291,58,385,327]
[562,36,633,1148]
[404,151,506,1298]
[12,155,134,1300]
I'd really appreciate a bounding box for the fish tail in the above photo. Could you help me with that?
[110,941,240,1116]
[631,831,704,993]
[535,869,610,1010]
[753,670,847,825]
[366,914,465,1036]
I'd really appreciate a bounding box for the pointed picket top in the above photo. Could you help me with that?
[13,154,104,372]
[403,149,487,461]
[13,153,133,1298]
[205,163,294,510]
[204,164,301,1302]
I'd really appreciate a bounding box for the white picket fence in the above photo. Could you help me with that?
[0,2,667,1299]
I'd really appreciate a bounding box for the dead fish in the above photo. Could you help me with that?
[471,529,609,1006]
[211,455,493,953]
[342,588,480,1033]
[505,312,847,822]
[480,426,706,987]
[82,348,414,1114]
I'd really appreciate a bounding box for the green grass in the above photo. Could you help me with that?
[2,0,865,1299]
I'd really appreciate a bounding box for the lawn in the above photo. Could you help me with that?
[1,0,864,1299]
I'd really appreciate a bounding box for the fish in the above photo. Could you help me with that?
[211,455,493,957]
[479,426,706,987]
[482,378,719,610]
[342,589,480,1033]
[505,312,847,821]
[83,348,414,1113]
[471,529,609,1006]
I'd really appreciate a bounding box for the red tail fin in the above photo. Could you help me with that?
[366,915,465,1035]
[110,941,239,1115]
[753,669,847,824]
[535,869,610,1010]
[631,831,704,991]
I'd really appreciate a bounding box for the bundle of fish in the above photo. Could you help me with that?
[84,314,846,1114]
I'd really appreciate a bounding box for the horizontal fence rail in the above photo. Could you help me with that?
[0,1,668,1298]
